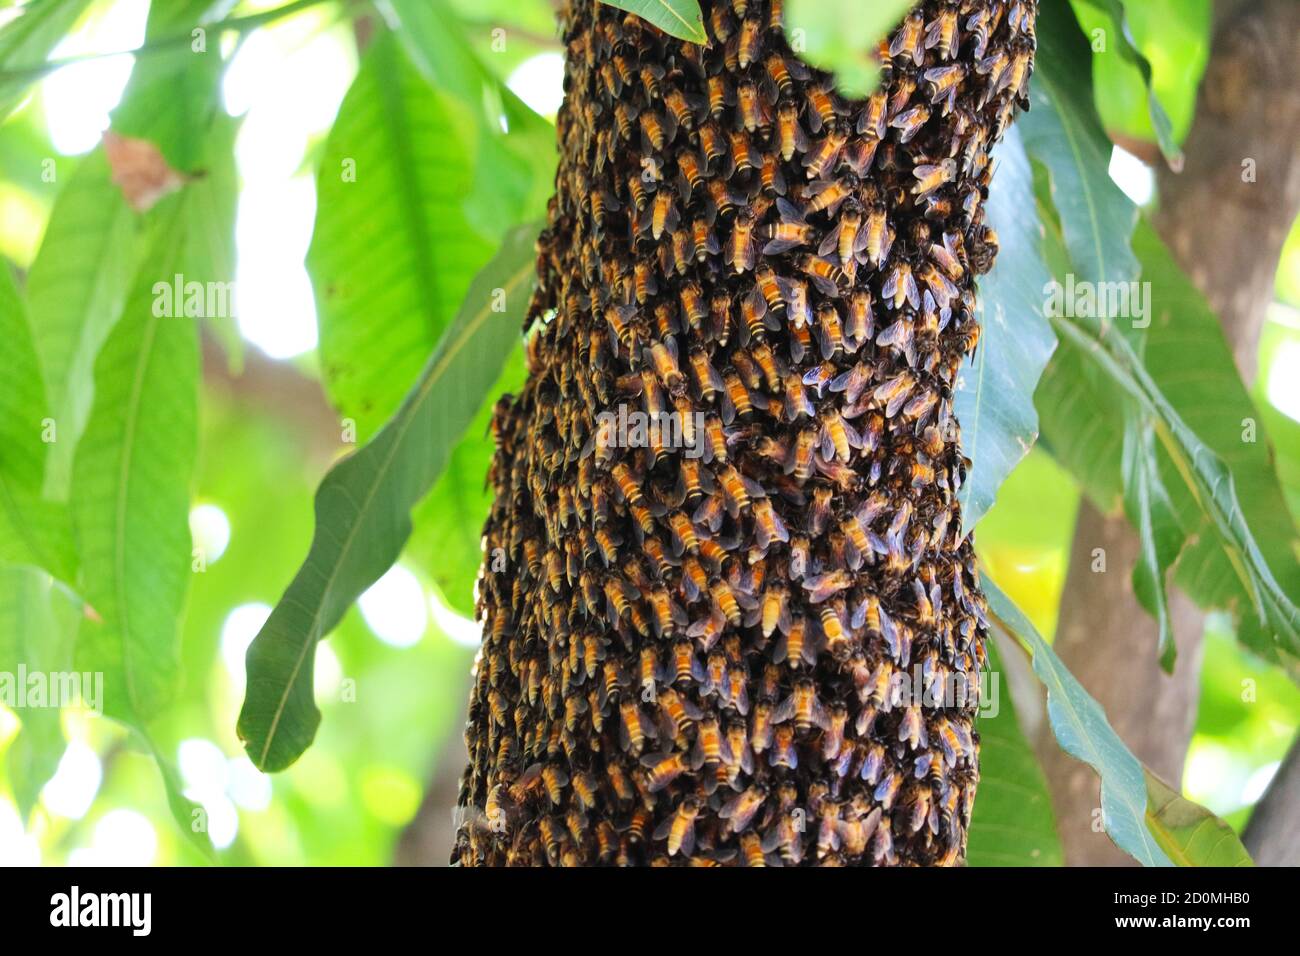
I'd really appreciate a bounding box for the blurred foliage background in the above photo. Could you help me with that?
[0,0,1297,865]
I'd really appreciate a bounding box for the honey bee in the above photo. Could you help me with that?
[727,207,758,273]
[796,253,846,297]
[760,198,814,253]
[655,796,703,856]
[803,124,847,179]
[720,785,768,835]
[640,750,691,793]
[619,699,657,754]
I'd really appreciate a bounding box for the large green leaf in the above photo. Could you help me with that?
[1121,413,1182,670]
[109,0,233,172]
[409,348,526,616]
[71,197,199,724]
[1144,772,1253,867]
[982,575,1173,866]
[1135,223,1300,667]
[0,0,94,120]
[967,637,1063,867]
[309,32,494,441]
[783,0,913,98]
[1020,2,1139,290]
[1050,307,1300,675]
[954,127,1056,534]
[1069,0,1207,167]
[597,0,705,44]
[0,566,80,821]
[0,258,76,582]
[380,0,556,240]
[25,152,140,501]
[238,223,539,772]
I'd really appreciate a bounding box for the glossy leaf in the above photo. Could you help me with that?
[966,637,1063,867]
[0,0,95,120]
[598,0,706,44]
[1121,413,1182,670]
[983,574,1172,866]
[1020,2,1139,289]
[310,32,495,441]
[954,127,1056,534]
[71,197,199,724]
[381,0,557,239]
[239,223,539,771]
[0,567,80,821]
[0,258,76,582]
[1144,772,1253,867]
[24,152,139,501]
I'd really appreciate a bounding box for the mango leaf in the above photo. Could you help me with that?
[954,127,1056,534]
[109,0,231,172]
[982,574,1173,866]
[1069,0,1197,169]
[380,0,557,240]
[0,567,80,821]
[310,32,495,441]
[1020,1,1139,290]
[967,637,1063,866]
[1135,222,1300,668]
[784,0,913,98]
[71,197,198,724]
[597,0,705,44]
[409,348,526,616]
[1051,313,1300,674]
[239,223,540,772]
[1121,413,1182,670]
[25,152,140,501]
[0,0,95,120]
[0,258,76,582]
[1144,771,1253,867]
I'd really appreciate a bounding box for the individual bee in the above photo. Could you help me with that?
[647,188,678,240]
[912,158,957,198]
[760,198,815,253]
[690,714,734,769]
[882,260,920,310]
[645,339,686,395]
[889,10,925,66]
[736,80,769,133]
[797,253,846,297]
[720,785,768,835]
[640,750,691,793]
[753,496,789,549]
[655,796,703,857]
[619,699,657,754]
[803,124,847,179]
[736,15,762,68]
[727,207,758,273]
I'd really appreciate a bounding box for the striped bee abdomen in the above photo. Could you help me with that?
[455,0,1036,867]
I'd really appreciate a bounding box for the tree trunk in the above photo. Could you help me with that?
[452,0,1037,866]
[1037,0,1300,866]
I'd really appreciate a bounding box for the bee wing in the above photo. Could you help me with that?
[816,221,843,259]
[652,815,675,841]
[771,693,796,724]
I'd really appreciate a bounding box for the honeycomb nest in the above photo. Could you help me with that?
[454,0,1037,866]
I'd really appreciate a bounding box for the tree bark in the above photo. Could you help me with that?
[1037,0,1300,866]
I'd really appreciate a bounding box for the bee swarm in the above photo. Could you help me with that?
[455,0,1036,866]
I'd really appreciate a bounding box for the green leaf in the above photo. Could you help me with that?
[380,0,556,240]
[24,151,140,501]
[1020,2,1139,289]
[1069,0,1195,169]
[409,347,526,616]
[109,0,230,172]
[238,223,540,771]
[1134,223,1300,667]
[0,566,80,821]
[783,0,913,98]
[982,574,1173,866]
[1049,302,1300,674]
[310,32,495,441]
[1144,772,1253,867]
[0,0,95,120]
[966,637,1063,867]
[1121,413,1183,671]
[954,127,1056,534]
[597,0,705,44]
[71,197,199,724]
[0,257,76,582]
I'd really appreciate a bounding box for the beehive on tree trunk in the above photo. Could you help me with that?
[454,0,1037,866]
